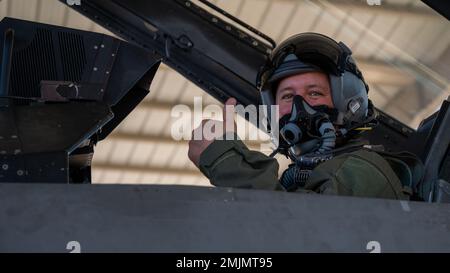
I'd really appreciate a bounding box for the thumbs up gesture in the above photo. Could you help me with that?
[188,97,237,167]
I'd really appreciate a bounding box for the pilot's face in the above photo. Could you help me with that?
[275,71,334,117]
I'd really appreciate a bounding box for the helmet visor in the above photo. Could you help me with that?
[258,32,349,89]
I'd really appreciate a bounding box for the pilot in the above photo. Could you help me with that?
[188,33,416,200]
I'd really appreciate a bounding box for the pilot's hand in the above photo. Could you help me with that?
[188,97,237,167]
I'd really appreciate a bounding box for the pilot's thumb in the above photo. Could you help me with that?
[223,97,237,135]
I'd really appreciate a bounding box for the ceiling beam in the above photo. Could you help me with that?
[317,0,438,19]
[158,61,415,89]
[382,43,450,127]
[138,100,177,111]
[410,90,449,129]
[92,163,202,177]
[108,132,266,151]
[110,132,185,144]
[356,59,415,87]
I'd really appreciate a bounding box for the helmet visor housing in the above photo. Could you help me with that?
[258,32,350,90]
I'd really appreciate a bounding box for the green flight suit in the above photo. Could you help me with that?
[198,137,408,200]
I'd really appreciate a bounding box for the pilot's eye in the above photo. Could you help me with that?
[281,93,294,100]
[309,91,324,97]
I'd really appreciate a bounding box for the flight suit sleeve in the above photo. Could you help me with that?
[198,136,280,190]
